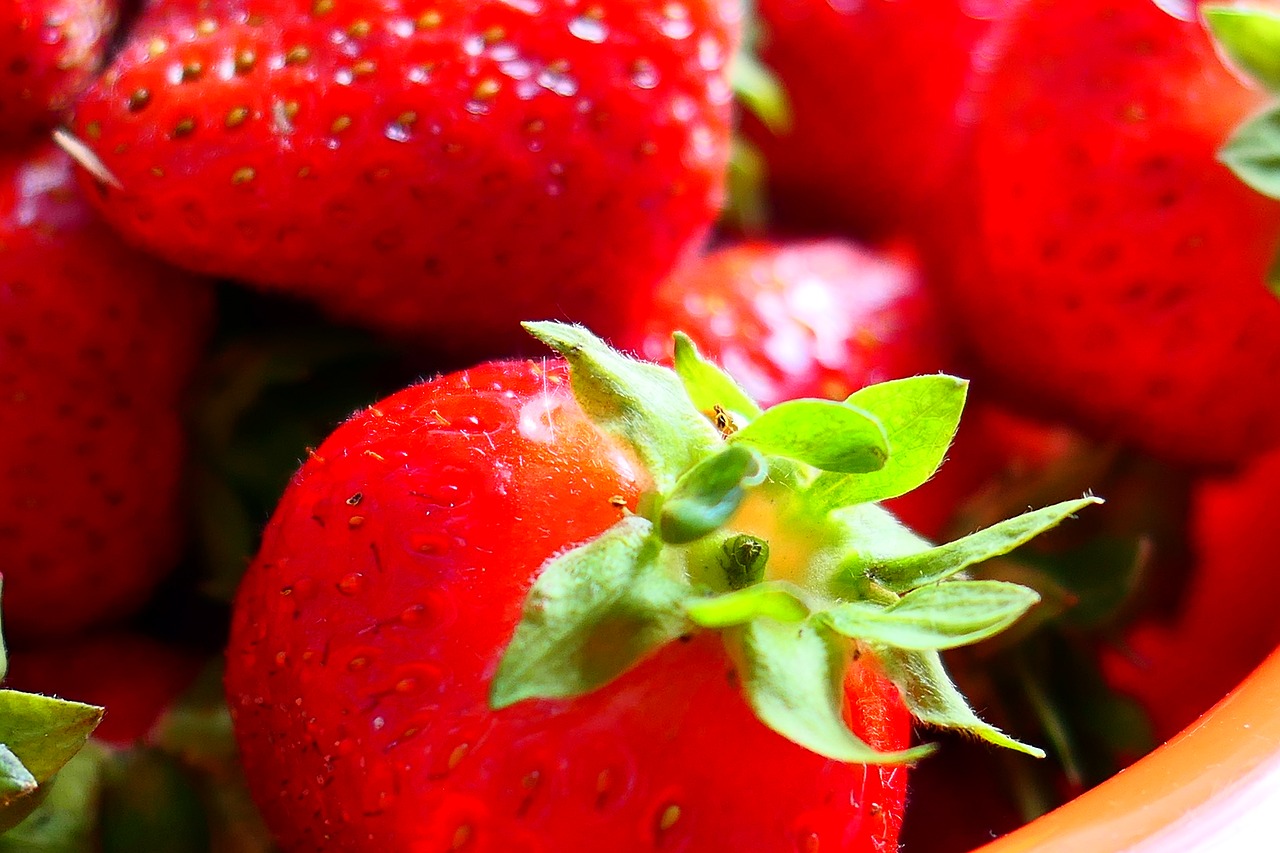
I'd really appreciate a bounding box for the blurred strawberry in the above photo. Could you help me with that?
[0,0,116,144]
[926,0,1280,466]
[0,143,212,640]
[749,0,1001,238]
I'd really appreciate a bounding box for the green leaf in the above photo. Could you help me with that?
[1204,5,1280,91]
[685,581,810,628]
[490,517,691,708]
[878,647,1044,757]
[729,399,888,473]
[523,322,721,492]
[809,376,969,508]
[849,496,1102,594]
[1219,103,1280,200]
[822,581,1040,650]
[660,445,766,544]
[732,50,790,134]
[671,332,763,423]
[727,619,933,765]
[0,742,108,849]
[0,691,103,830]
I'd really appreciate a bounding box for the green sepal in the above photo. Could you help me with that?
[0,691,103,832]
[523,322,721,492]
[671,332,763,423]
[821,581,1041,651]
[878,647,1044,758]
[685,581,810,628]
[727,619,934,765]
[1219,103,1280,199]
[490,517,692,709]
[729,399,888,474]
[1204,5,1280,91]
[724,138,769,233]
[0,742,108,850]
[809,376,968,508]
[732,50,791,134]
[0,578,7,681]
[659,445,767,544]
[846,496,1102,594]
[0,745,36,804]
[1269,241,1280,298]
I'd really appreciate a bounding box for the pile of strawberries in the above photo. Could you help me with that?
[3,1,1280,851]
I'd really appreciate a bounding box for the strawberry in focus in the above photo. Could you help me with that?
[226,322,1090,852]
[66,0,738,353]
[0,143,212,640]
[927,0,1280,466]
[0,0,116,144]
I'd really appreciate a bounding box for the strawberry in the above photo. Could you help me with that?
[1103,446,1280,742]
[226,322,1094,851]
[64,0,737,353]
[926,0,1280,466]
[0,142,213,640]
[748,0,995,238]
[0,0,116,144]
[2,633,201,747]
[627,239,956,406]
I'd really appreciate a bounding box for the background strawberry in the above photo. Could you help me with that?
[0,0,116,144]
[925,0,1280,466]
[0,143,212,640]
[748,0,997,239]
[65,0,738,353]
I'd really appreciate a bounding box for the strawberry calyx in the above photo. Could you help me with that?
[0,580,105,832]
[1205,3,1280,296]
[490,323,1100,765]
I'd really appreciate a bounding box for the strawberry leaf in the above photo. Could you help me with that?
[727,619,934,764]
[491,517,692,708]
[672,332,763,422]
[0,742,107,848]
[1218,103,1280,199]
[846,496,1102,594]
[0,691,103,832]
[809,376,968,508]
[524,322,721,492]
[685,581,810,628]
[659,445,767,544]
[878,647,1044,757]
[1204,5,1280,91]
[729,399,888,473]
[821,582,1040,650]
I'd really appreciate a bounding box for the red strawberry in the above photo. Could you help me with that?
[927,0,1280,466]
[749,0,997,238]
[65,0,737,353]
[0,0,116,143]
[2,633,201,746]
[627,239,956,406]
[1103,446,1280,742]
[226,322,1086,851]
[0,142,212,640]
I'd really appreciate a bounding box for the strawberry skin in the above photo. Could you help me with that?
[0,0,116,143]
[224,359,911,852]
[68,0,737,352]
[0,143,212,640]
[750,0,994,238]
[928,0,1280,466]
[628,240,956,406]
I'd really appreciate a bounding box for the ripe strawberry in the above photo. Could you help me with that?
[226,322,1091,851]
[3,633,201,746]
[927,0,1280,466]
[1103,446,1280,742]
[749,0,996,238]
[0,0,116,143]
[65,0,737,353]
[627,239,956,406]
[0,142,212,640]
